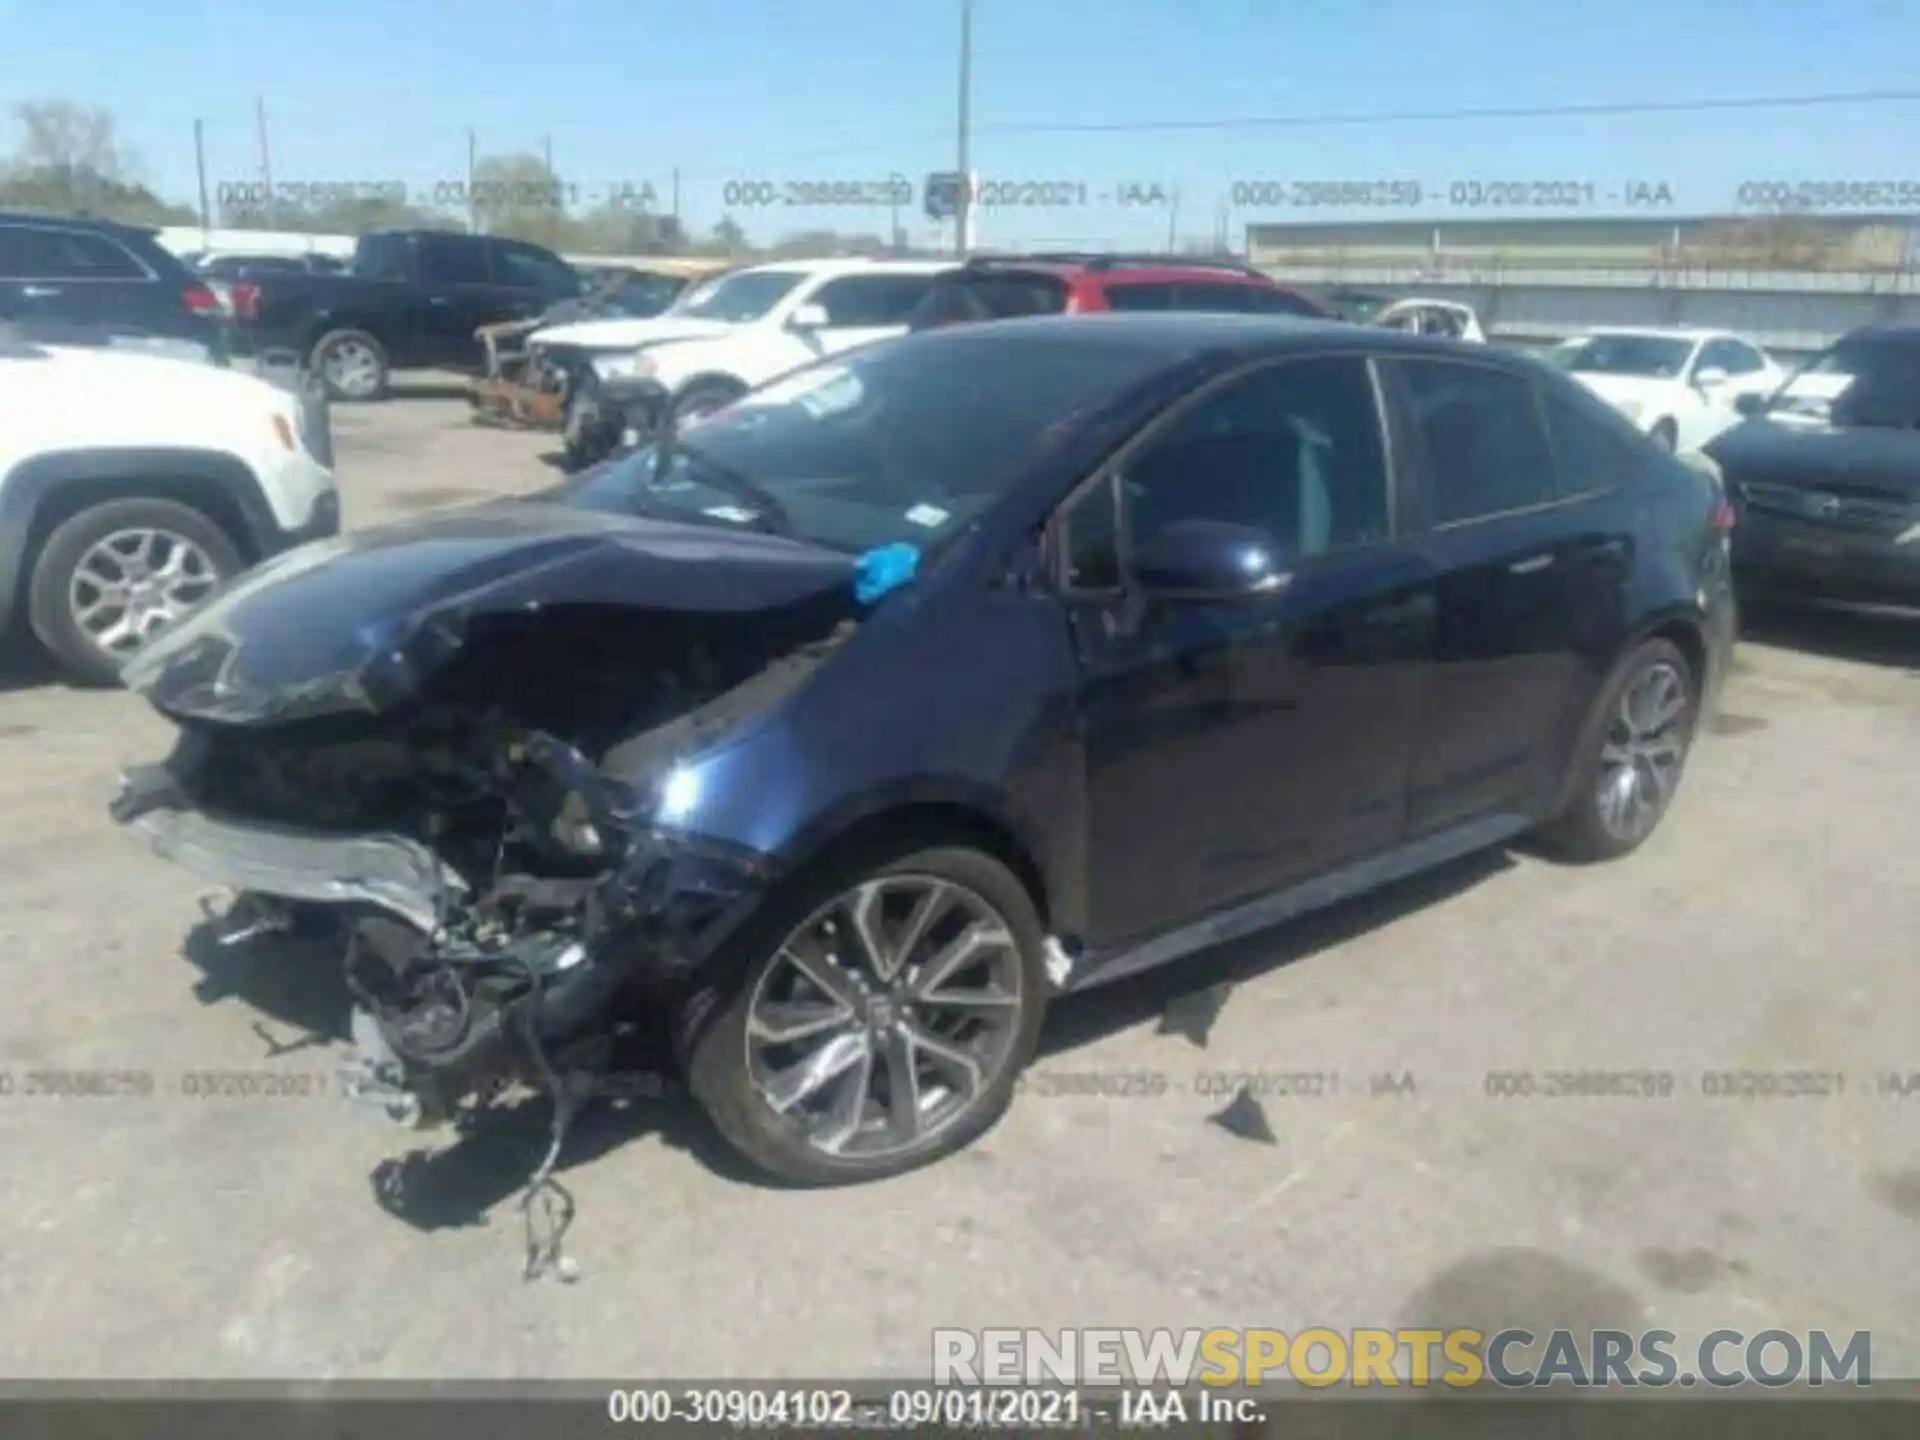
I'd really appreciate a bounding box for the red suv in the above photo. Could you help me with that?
[907,252,1336,328]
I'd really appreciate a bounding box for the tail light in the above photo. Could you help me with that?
[183,282,222,316]
[1712,497,1737,534]
[227,282,262,321]
[1062,291,1085,315]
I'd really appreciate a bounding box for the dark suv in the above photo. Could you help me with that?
[1707,325,1920,609]
[113,314,1736,1190]
[907,252,1336,328]
[0,211,227,361]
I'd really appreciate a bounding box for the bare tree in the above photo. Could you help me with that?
[1,99,192,223]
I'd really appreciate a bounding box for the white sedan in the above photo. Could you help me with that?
[1543,328,1784,452]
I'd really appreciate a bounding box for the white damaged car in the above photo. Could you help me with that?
[1544,327,1784,452]
[529,259,955,467]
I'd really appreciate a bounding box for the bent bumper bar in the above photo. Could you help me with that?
[112,765,464,933]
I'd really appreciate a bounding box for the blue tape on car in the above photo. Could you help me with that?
[854,542,921,604]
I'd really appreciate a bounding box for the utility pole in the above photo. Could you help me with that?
[955,0,972,255]
[1166,186,1180,251]
[193,119,211,232]
[543,134,553,175]
[672,167,681,224]
[467,127,479,232]
[254,97,273,214]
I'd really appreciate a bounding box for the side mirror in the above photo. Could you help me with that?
[1693,366,1730,390]
[1733,392,1767,418]
[1133,519,1290,601]
[788,302,830,331]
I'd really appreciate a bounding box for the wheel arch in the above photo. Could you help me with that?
[1548,607,1708,820]
[670,371,751,408]
[0,448,273,635]
[771,786,1056,935]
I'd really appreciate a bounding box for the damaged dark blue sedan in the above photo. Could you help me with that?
[112,314,1736,1186]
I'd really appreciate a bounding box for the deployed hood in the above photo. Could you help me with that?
[1705,415,1920,502]
[529,316,739,351]
[121,503,857,726]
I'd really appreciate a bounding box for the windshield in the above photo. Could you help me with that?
[1766,339,1920,428]
[565,331,1175,553]
[669,270,807,322]
[1550,334,1694,378]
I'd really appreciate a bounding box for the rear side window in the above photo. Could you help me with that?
[809,274,940,327]
[354,233,411,281]
[0,224,148,281]
[492,242,579,296]
[416,234,491,284]
[908,272,1068,327]
[1390,359,1558,524]
[1101,282,1178,312]
[1541,384,1647,497]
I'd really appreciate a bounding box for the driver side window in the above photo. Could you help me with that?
[1058,356,1390,590]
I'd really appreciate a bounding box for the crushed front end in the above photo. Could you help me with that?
[108,509,861,1257]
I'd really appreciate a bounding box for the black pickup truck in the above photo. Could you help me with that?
[231,229,583,400]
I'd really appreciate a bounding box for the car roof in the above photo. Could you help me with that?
[0,209,157,238]
[953,256,1282,287]
[733,257,958,279]
[907,309,1517,363]
[1837,324,1920,346]
[1580,325,1727,339]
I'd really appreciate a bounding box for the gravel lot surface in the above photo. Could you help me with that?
[1,383,1915,1381]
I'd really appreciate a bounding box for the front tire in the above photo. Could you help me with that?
[561,371,607,469]
[1538,638,1697,861]
[669,378,747,430]
[27,497,242,686]
[683,844,1048,1186]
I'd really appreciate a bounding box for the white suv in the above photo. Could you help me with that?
[528,259,956,465]
[0,337,339,683]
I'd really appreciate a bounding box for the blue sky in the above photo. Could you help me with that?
[3,0,1918,247]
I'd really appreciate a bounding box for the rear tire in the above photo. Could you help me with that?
[1537,638,1697,862]
[682,843,1048,1186]
[310,328,389,402]
[27,497,243,686]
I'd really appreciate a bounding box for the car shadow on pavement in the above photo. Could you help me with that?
[1738,596,1920,670]
[0,640,66,696]
[173,848,1520,1217]
[1040,847,1517,1059]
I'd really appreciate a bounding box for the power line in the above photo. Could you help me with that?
[654,87,1920,177]
[974,88,1920,137]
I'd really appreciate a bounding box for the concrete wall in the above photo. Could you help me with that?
[1249,214,1920,273]
[1270,262,1920,353]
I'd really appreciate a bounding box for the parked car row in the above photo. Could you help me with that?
[531,251,1340,468]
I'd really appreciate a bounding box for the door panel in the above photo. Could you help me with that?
[1063,353,1431,949]
[1072,547,1435,945]
[1382,357,1587,832]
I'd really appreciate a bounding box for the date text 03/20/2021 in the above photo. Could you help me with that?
[1227,179,1676,209]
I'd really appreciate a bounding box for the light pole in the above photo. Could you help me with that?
[955,0,973,255]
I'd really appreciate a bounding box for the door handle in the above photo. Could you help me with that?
[21,285,61,298]
[427,296,453,306]
[1507,553,1554,575]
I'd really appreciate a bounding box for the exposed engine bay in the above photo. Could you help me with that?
[114,594,857,1274]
